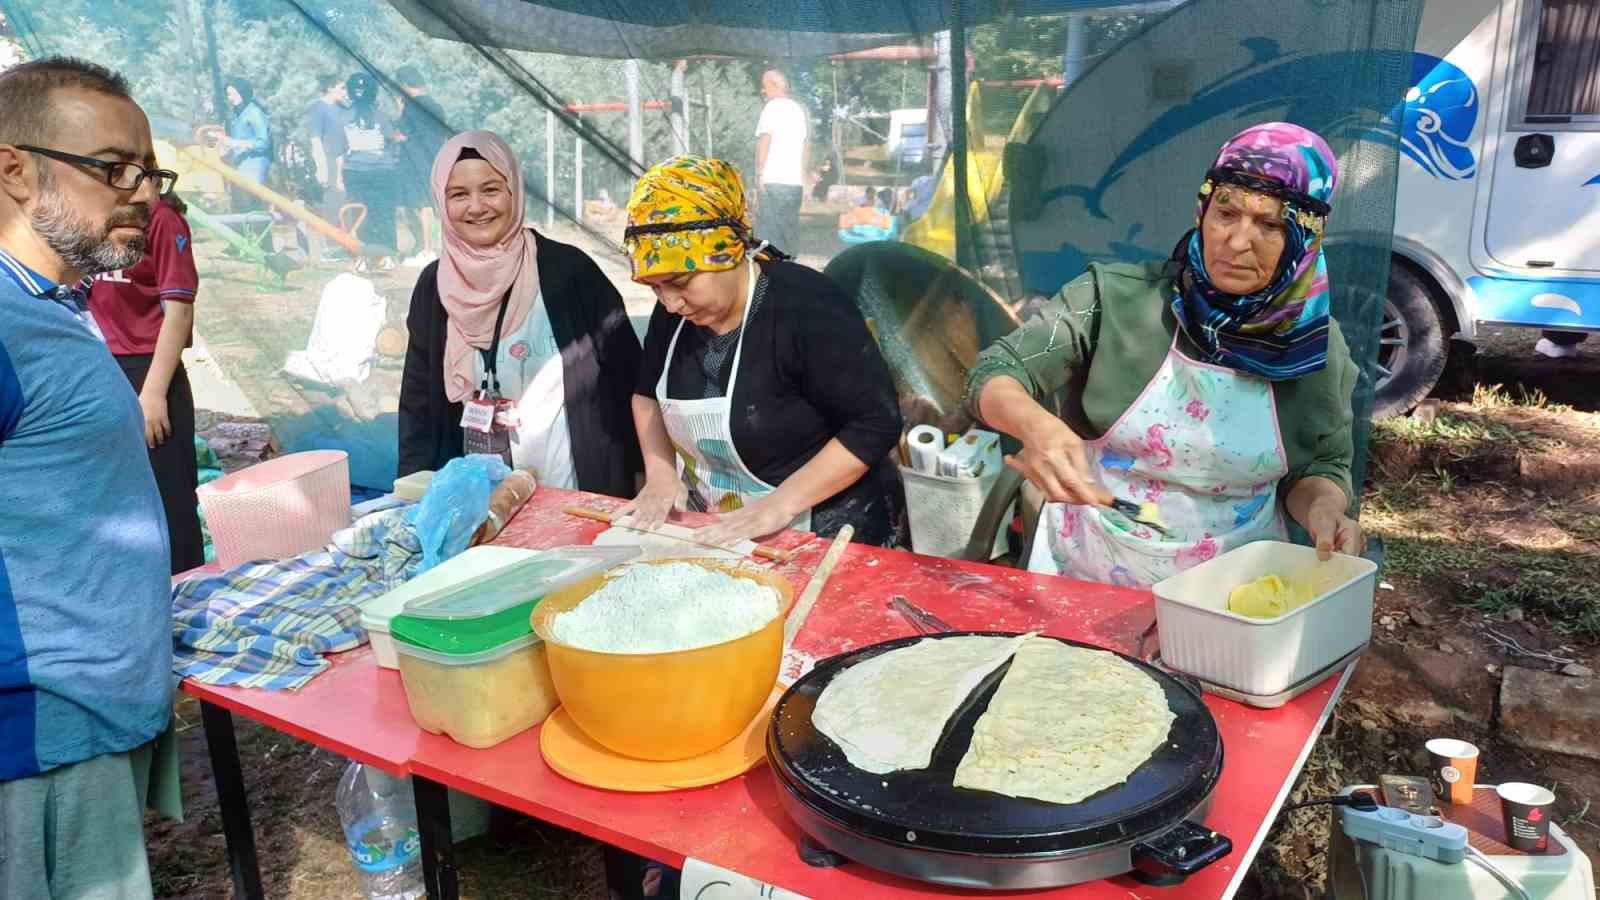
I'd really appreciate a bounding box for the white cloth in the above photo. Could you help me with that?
[755,97,807,186]
[1026,333,1289,588]
[655,261,810,530]
[283,272,385,384]
[471,291,577,489]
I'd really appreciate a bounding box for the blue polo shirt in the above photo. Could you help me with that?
[0,248,173,781]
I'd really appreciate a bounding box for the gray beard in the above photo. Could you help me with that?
[30,175,147,278]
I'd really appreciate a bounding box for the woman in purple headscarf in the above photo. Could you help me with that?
[967,122,1362,587]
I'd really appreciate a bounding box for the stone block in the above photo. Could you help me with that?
[1499,665,1600,762]
[1345,642,1496,729]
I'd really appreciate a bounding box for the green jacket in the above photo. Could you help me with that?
[966,262,1357,503]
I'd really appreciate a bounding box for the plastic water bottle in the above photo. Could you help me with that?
[336,761,425,900]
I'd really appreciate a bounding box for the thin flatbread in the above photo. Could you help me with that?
[954,637,1175,804]
[813,634,1031,775]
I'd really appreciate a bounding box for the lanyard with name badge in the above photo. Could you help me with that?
[460,290,519,466]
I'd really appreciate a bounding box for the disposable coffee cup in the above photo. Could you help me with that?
[1425,738,1479,805]
[1497,782,1556,852]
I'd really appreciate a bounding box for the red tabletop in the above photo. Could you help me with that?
[181,488,1352,899]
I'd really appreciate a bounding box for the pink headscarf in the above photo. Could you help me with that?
[430,130,541,403]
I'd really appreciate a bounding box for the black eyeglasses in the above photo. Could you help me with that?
[16,145,179,195]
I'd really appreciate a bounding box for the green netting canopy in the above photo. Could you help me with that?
[0,0,1419,496]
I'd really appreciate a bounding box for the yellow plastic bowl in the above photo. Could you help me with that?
[530,558,794,762]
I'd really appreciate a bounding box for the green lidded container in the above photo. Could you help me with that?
[388,545,638,749]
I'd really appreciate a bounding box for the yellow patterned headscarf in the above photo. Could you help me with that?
[624,156,764,281]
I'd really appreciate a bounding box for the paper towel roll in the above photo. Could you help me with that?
[906,424,944,474]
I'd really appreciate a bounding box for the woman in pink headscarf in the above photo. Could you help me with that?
[398,130,643,496]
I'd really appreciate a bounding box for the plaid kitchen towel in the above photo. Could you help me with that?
[171,507,420,690]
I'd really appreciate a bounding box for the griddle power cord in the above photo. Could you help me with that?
[1465,845,1533,900]
[1280,791,1379,814]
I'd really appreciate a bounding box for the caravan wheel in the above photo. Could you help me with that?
[1372,260,1449,418]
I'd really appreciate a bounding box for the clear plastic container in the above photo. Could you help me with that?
[360,546,543,669]
[362,545,638,669]
[393,631,559,749]
[388,546,636,747]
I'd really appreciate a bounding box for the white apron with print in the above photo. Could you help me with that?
[655,262,812,531]
[1026,333,1288,588]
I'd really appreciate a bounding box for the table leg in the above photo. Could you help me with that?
[199,701,265,900]
[413,775,458,900]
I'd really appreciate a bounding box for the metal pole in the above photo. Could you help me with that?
[670,60,690,156]
[929,30,952,168]
[1063,13,1089,88]
[624,59,645,171]
[545,108,555,229]
[574,114,584,226]
[950,3,973,269]
[704,83,714,157]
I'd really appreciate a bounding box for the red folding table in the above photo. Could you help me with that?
[182,487,1352,899]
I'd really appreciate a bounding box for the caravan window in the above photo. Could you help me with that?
[1523,0,1600,121]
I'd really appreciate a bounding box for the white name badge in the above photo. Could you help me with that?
[460,398,496,433]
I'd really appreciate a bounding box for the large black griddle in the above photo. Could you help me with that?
[766,632,1231,890]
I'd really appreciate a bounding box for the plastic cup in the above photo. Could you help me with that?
[1497,782,1556,852]
[1425,738,1479,805]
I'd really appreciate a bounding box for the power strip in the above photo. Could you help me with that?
[1341,805,1469,864]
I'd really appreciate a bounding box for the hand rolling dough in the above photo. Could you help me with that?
[954,637,1175,804]
[813,634,1031,774]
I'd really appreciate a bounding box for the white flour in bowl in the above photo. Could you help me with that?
[551,562,781,653]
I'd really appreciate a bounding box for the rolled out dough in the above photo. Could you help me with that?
[812,634,1031,775]
[953,637,1175,805]
[591,524,756,561]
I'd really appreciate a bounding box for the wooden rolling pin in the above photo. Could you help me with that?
[562,505,795,563]
[783,525,853,648]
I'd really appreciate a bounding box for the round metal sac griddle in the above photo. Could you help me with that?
[766,632,1230,890]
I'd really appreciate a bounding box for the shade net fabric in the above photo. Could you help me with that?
[0,0,1418,500]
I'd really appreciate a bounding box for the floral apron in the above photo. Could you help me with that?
[1026,333,1288,588]
[655,261,812,531]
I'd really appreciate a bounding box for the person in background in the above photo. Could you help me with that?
[89,191,206,574]
[222,75,271,209]
[398,130,643,497]
[393,65,451,267]
[616,156,906,548]
[0,55,175,899]
[342,71,400,272]
[753,69,807,256]
[304,73,349,263]
[1536,330,1586,359]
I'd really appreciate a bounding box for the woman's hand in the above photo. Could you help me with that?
[1287,476,1364,561]
[695,496,794,549]
[612,477,687,533]
[1302,494,1363,561]
[1004,416,1112,508]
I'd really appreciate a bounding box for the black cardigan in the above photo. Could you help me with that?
[397,230,644,498]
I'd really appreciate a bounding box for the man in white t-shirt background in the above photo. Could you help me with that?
[753,69,807,256]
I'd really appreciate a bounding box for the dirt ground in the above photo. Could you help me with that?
[153,213,1600,897]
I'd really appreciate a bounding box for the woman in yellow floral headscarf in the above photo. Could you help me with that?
[614,156,907,548]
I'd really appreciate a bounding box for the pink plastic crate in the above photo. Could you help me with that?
[197,450,352,568]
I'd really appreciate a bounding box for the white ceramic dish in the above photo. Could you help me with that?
[1152,540,1377,695]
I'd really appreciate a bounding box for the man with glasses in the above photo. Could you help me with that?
[0,56,176,900]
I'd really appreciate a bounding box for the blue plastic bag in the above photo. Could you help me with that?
[405,454,511,574]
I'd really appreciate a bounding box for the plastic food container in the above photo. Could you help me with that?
[360,545,543,669]
[1152,540,1377,696]
[197,450,351,567]
[531,558,796,762]
[390,546,638,748]
[392,470,434,502]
